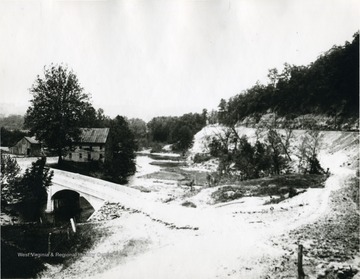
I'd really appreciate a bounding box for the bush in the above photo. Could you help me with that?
[211,186,245,203]
[181,201,197,208]
[149,142,164,153]
[193,153,212,164]
[307,155,324,174]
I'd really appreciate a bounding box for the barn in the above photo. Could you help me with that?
[10,136,42,156]
[64,128,110,163]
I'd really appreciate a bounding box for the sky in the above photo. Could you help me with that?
[0,0,359,121]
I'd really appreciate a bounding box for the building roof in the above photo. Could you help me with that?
[79,128,109,144]
[24,136,40,145]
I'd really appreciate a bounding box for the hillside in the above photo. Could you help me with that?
[0,114,24,130]
[189,124,359,170]
[218,32,359,130]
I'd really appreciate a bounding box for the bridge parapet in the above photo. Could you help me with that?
[45,168,142,216]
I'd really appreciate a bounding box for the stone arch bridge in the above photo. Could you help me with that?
[44,169,136,217]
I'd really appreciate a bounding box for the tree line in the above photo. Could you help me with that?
[146,110,207,152]
[218,32,359,127]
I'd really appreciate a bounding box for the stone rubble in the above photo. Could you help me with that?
[89,201,199,231]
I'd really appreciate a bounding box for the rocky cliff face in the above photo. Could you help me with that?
[237,113,359,131]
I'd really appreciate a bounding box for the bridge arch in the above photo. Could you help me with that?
[45,183,106,220]
[52,190,81,219]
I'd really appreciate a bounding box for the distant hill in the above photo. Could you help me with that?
[218,32,359,130]
[0,114,25,130]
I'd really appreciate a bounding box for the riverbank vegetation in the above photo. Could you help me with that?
[203,123,325,183]
[210,173,326,204]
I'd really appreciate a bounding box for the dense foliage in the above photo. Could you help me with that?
[24,64,95,162]
[0,114,24,130]
[218,32,359,126]
[0,127,28,147]
[1,155,21,204]
[20,157,53,208]
[103,115,137,184]
[127,118,148,150]
[147,111,207,152]
[1,156,53,217]
[208,125,324,180]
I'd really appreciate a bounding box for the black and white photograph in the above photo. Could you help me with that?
[0,0,359,278]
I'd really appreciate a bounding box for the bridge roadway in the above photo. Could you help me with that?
[44,168,207,229]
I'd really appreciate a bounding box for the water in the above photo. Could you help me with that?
[127,152,184,186]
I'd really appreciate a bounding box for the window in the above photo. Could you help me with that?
[100,154,103,159]
[79,145,82,149]
[88,153,91,160]
[79,153,82,159]
[89,145,93,151]
[69,153,72,159]
[100,145,103,150]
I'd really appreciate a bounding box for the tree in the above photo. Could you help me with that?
[234,136,256,179]
[95,108,111,128]
[208,127,236,175]
[1,155,21,205]
[0,127,28,147]
[147,116,177,143]
[266,129,289,175]
[128,118,148,150]
[295,129,324,174]
[20,157,53,217]
[207,109,219,124]
[104,116,137,184]
[217,32,359,127]
[1,156,53,217]
[24,64,94,163]
[0,114,24,130]
[202,108,208,124]
[218,98,228,124]
[173,125,193,153]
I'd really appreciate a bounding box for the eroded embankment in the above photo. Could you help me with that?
[266,176,359,279]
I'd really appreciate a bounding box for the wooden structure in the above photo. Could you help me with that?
[10,136,42,156]
[64,128,109,163]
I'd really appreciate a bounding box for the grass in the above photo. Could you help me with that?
[1,239,46,278]
[348,177,359,209]
[210,173,327,204]
[181,201,197,208]
[211,186,246,203]
[1,222,108,277]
